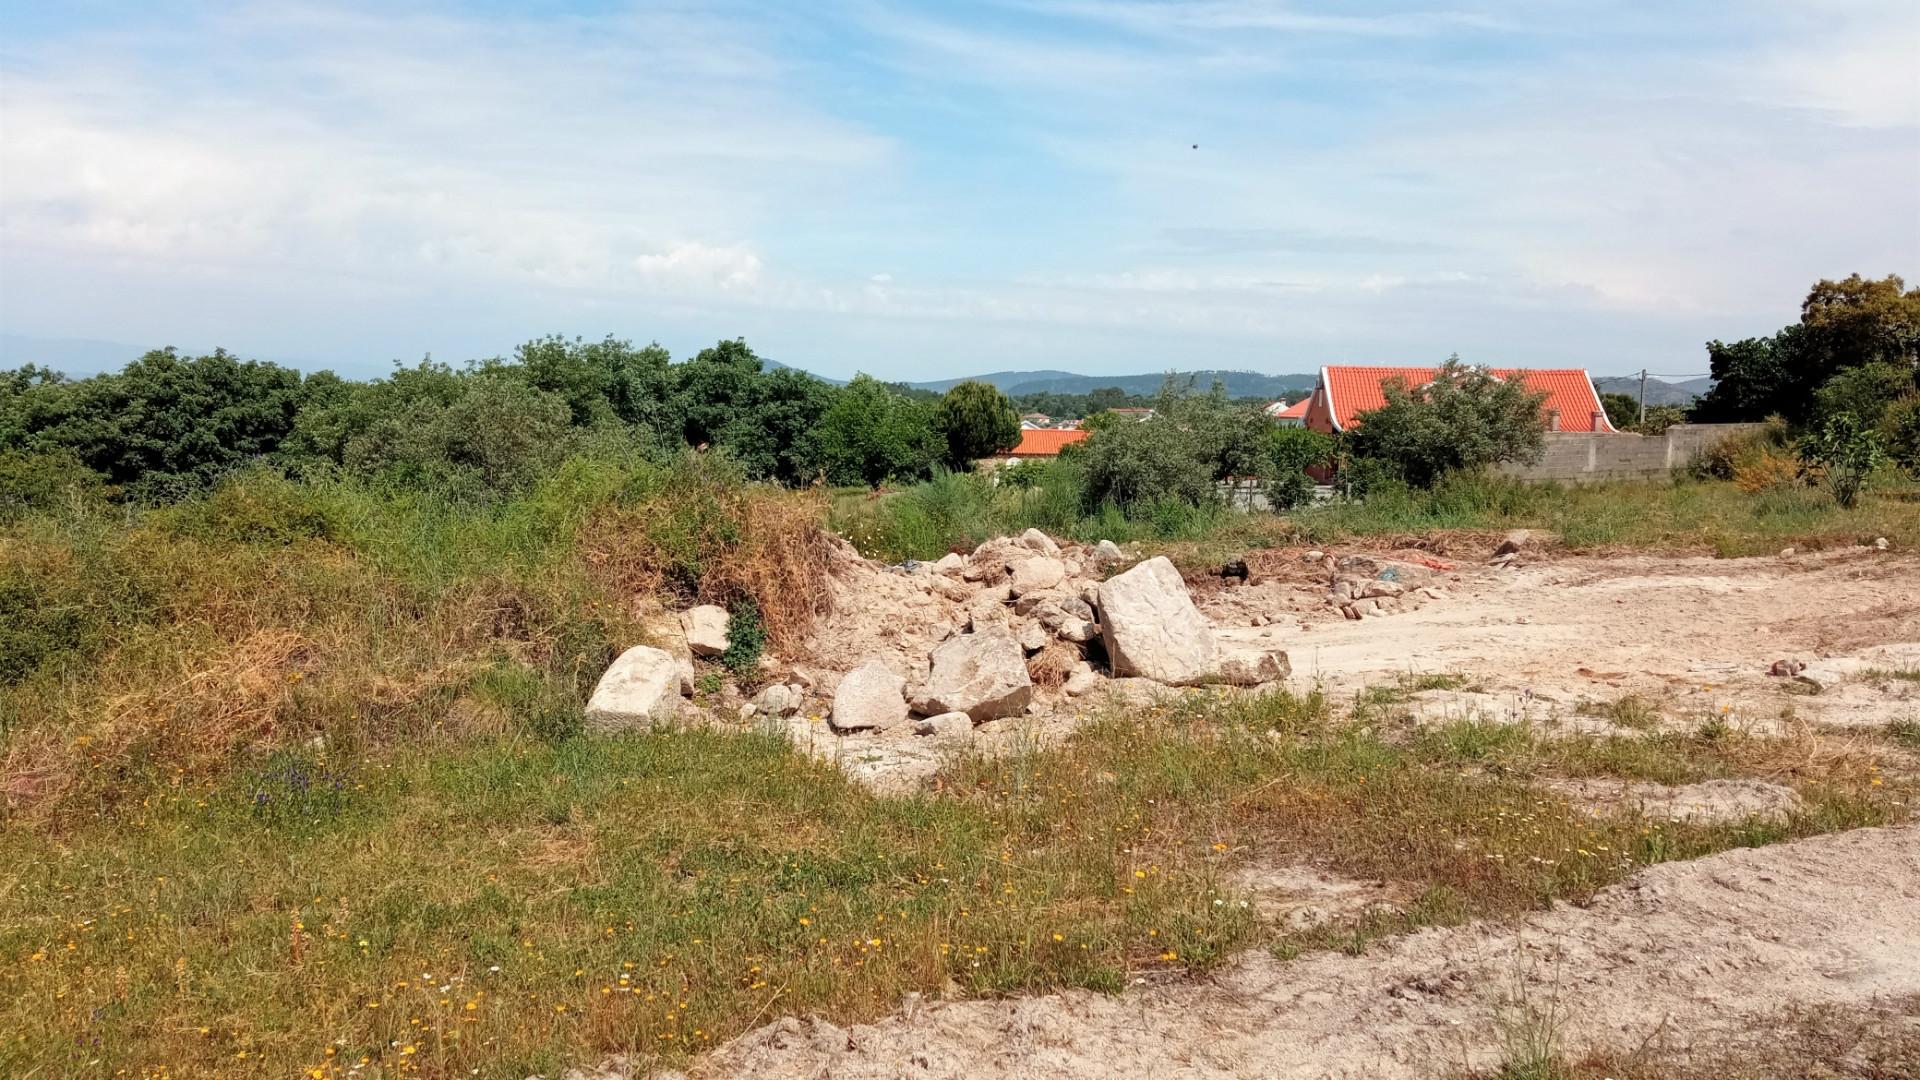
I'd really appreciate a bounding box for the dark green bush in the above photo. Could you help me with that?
[722,597,766,676]
[0,449,110,522]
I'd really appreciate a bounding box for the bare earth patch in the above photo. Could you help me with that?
[1545,777,1803,825]
[675,823,1920,1080]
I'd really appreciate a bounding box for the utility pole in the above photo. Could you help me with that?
[1637,368,1648,426]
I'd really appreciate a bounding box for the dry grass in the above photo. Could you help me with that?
[1026,641,1080,691]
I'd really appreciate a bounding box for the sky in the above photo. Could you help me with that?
[1,1,1917,381]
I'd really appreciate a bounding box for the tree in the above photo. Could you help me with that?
[717,367,837,485]
[1693,275,1920,423]
[339,371,575,496]
[1264,427,1333,510]
[933,381,1019,469]
[1813,361,1915,429]
[811,375,942,488]
[1078,415,1216,512]
[3,348,308,497]
[1801,273,1920,372]
[1801,412,1885,509]
[1345,358,1547,488]
[670,339,765,450]
[1599,391,1640,431]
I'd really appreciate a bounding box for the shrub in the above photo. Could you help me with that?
[721,597,766,676]
[1731,447,1803,494]
[1689,417,1791,480]
[0,566,96,687]
[1079,413,1216,512]
[0,449,110,522]
[1801,412,1886,508]
[1344,358,1548,488]
[934,381,1020,468]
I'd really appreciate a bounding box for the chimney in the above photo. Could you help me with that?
[1592,410,1605,430]
[1547,408,1561,432]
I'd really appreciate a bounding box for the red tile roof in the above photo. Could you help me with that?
[1008,428,1090,457]
[1268,398,1310,419]
[1313,366,1615,433]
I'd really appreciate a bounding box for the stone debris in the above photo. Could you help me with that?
[912,631,1034,722]
[681,604,730,657]
[914,711,973,739]
[1019,527,1063,558]
[1092,538,1125,563]
[752,682,804,717]
[830,660,908,734]
[932,552,966,574]
[1098,556,1218,685]
[1008,556,1067,596]
[584,645,689,732]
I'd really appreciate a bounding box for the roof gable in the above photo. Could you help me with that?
[1008,428,1090,456]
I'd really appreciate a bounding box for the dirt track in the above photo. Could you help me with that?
[693,823,1920,1079]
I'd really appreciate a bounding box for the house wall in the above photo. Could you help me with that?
[1496,423,1765,483]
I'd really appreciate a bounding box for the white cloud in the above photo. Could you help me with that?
[633,243,764,289]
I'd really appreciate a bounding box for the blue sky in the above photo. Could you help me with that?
[1,1,1916,380]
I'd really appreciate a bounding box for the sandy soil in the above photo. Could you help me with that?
[686,823,1920,1079]
[1215,544,1920,732]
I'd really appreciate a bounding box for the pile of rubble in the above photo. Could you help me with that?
[576,528,1292,781]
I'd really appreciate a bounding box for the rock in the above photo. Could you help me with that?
[911,631,1033,722]
[1875,537,1891,550]
[1211,646,1291,687]
[933,552,966,574]
[830,660,908,733]
[1014,591,1064,616]
[1303,550,1325,561]
[681,605,730,657]
[1333,580,1355,601]
[1092,539,1124,563]
[1008,556,1067,596]
[1057,619,1099,644]
[739,702,757,719]
[585,646,686,732]
[1098,556,1216,685]
[967,590,1011,632]
[1019,528,1062,558]
[1219,558,1249,583]
[1768,658,1806,678]
[752,683,803,716]
[1080,584,1102,610]
[1493,530,1533,557]
[914,711,974,739]
[928,575,972,602]
[1779,546,1796,558]
[1357,580,1405,599]
[1016,619,1051,654]
[1340,604,1362,620]
[1063,665,1102,696]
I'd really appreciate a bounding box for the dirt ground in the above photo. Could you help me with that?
[1213,543,1920,732]
[604,542,1920,1079]
[684,822,1919,1079]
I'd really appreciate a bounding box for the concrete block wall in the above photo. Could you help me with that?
[1496,423,1766,483]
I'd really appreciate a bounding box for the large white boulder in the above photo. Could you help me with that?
[911,631,1034,722]
[585,646,687,732]
[830,660,909,733]
[1019,528,1062,558]
[1008,556,1067,596]
[1097,556,1216,685]
[681,605,730,657]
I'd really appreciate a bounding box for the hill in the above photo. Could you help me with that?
[905,369,1319,399]
[1592,375,1713,407]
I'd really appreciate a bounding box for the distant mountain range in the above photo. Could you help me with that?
[1591,375,1714,407]
[902,369,1320,399]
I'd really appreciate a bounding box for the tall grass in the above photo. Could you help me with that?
[0,450,827,818]
[832,462,1255,562]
